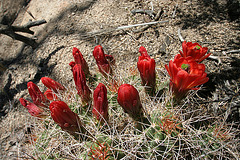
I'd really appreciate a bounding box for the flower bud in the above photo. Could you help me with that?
[49,101,85,134]
[27,81,49,107]
[93,45,112,77]
[41,77,65,93]
[117,84,142,119]
[19,98,45,118]
[44,89,59,101]
[72,64,91,104]
[137,46,156,94]
[92,83,108,122]
[72,47,90,76]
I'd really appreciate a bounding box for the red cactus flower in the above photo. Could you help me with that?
[165,54,209,100]
[49,101,85,134]
[137,46,156,94]
[27,81,49,107]
[44,89,59,101]
[117,84,142,119]
[92,83,108,122]
[93,45,112,77]
[72,64,91,104]
[179,41,211,63]
[72,47,90,76]
[19,98,45,118]
[41,77,65,93]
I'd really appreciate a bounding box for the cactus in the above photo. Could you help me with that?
[18,43,238,160]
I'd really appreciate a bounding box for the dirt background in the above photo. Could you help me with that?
[0,0,239,158]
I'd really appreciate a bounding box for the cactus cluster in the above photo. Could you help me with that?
[19,42,238,159]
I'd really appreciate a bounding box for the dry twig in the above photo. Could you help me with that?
[222,50,240,55]
[177,28,184,42]
[133,10,164,33]
[131,9,155,18]
[84,20,169,38]
[0,19,47,48]
[207,55,222,64]
[172,3,178,18]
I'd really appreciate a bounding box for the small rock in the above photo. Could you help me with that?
[158,43,166,55]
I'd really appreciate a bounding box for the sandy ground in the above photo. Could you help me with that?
[0,0,239,158]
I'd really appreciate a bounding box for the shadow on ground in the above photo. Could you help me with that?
[176,0,240,29]
[198,57,240,124]
[0,0,98,117]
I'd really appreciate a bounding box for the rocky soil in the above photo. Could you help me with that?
[0,0,239,159]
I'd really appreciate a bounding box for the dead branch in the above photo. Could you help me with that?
[178,28,184,42]
[131,9,155,18]
[222,50,240,55]
[208,55,222,64]
[84,20,169,38]
[0,19,47,48]
[133,9,164,33]
[172,3,178,18]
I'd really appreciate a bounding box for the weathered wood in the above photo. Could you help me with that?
[0,19,47,48]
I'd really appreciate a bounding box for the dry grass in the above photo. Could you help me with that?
[4,54,238,159]
[1,0,239,159]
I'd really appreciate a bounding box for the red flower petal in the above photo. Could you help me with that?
[165,55,209,100]
[179,41,211,63]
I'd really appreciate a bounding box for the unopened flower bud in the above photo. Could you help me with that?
[72,64,91,104]
[27,81,49,108]
[72,47,90,76]
[93,45,113,77]
[44,89,59,101]
[117,84,142,119]
[49,101,85,135]
[137,46,156,94]
[19,98,45,118]
[92,83,108,122]
[41,77,65,93]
